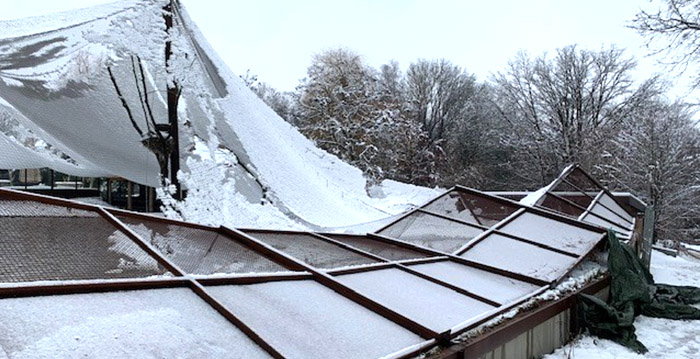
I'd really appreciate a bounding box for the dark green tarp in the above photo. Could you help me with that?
[578,230,700,353]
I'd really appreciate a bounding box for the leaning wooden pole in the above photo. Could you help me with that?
[164,0,181,199]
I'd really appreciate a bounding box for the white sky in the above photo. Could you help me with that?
[1,0,697,101]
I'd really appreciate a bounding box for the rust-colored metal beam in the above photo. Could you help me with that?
[0,277,189,299]
[196,273,314,286]
[0,188,98,212]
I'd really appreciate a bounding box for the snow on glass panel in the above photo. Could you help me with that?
[206,280,424,359]
[378,212,485,253]
[324,234,428,261]
[460,234,578,282]
[0,288,271,359]
[242,231,378,269]
[423,191,517,227]
[580,212,632,237]
[118,216,287,275]
[597,193,634,222]
[335,268,495,332]
[0,215,167,283]
[407,261,542,305]
[588,202,633,229]
[497,212,602,255]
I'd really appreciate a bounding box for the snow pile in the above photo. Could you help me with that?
[543,250,700,359]
[0,0,438,230]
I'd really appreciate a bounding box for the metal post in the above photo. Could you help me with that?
[127,181,132,211]
[107,179,112,204]
[164,0,181,199]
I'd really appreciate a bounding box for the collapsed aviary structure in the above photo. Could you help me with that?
[0,1,655,358]
[0,164,650,358]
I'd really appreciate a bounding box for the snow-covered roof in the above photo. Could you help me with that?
[0,186,609,358]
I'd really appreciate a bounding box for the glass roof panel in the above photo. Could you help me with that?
[580,212,632,237]
[0,288,271,359]
[459,234,578,282]
[497,212,602,256]
[206,280,423,359]
[378,212,485,253]
[335,268,495,333]
[597,193,634,222]
[407,261,541,304]
[588,202,633,229]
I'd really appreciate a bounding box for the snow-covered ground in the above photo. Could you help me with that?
[543,250,700,359]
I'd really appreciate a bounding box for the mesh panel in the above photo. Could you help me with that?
[0,216,167,283]
[242,231,379,269]
[424,191,518,227]
[324,234,428,261]
[539,194,585,217]
[0,199,97,217]
[550,181,595,208]
[378,212,484,253]
[565,168,602,194]
[458,191,518,227]
[118,216,287,275]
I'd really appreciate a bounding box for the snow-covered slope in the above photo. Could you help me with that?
[0,0,438,229]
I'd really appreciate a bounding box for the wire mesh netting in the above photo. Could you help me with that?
[0,214,168,283]
[322,234,428,261]
[565,168,604,194]
[423,190,518,227]
[117,216,288,275]
[242,231,379,269]
[539,194,586,218]
[0,199,97,217]
[378,211,484,253]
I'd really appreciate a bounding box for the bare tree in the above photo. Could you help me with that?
[602,97,700,243]
[631,0,700,86]
[405,59,477,147]
[492,46,646,187]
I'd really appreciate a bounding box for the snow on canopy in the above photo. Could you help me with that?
[0,0,437,229]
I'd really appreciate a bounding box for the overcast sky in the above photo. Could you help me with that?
[1,0,697,100]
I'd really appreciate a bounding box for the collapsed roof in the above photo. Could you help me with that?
[519,164,636,239]
[0,182,624,358]
[0,0,436,229]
